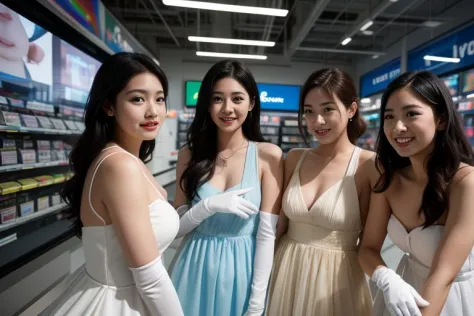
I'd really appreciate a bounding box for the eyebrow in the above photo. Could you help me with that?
[212,91,245,95]
[385,104,422,112]
[125,89,164,95]
[303,101,335,107]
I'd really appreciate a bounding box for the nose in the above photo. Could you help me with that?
[221,98,233,114]
[393,120,407,133]
[146,100,159,118]
[316,114,325,125]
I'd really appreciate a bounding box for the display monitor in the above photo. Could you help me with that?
[461,68,474,95]
[53,38,101,107]
[0,3,53,103]
[185,81,201,107]
[440,73,459,96]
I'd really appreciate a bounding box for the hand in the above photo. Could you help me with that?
[372,266,429,316]
[202,188,259,219]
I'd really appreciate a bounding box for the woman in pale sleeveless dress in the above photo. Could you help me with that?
[266,68,374,316]
[42,53,183,315]
[359,71,474,316]
[170,60,284,316]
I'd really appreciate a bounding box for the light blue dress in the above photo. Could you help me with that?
[170,141,261,316]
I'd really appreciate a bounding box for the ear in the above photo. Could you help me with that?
[348,101,358,119]
[436,116,446,131]
[103,101,114,117]
[249,97,255,112]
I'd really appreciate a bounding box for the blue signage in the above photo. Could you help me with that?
[360,58,401,97]
[257,83,300,112]
[408,23,474,75]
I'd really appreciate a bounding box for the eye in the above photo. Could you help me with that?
[406,111,420,117]
[212,96,223,102]
[384,114,394,120]
[233,96,244,103]
[303,108,312,114]
[157,96,165,103]
[324,107,334,112]
[131,96,144,103]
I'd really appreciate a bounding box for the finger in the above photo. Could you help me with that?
[238,204,258,216]
[397,302,411,316]
[412,289,430,307]
[231,208,249,219]
[407,304,421,316]
[388,305,403,316]
[232,188,253,196]
[236,197,259,213]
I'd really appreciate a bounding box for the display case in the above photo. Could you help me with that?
[0,4,100,278]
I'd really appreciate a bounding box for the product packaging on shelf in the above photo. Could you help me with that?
[0,196,17,224]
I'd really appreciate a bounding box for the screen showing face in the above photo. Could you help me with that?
[0,3,53,102]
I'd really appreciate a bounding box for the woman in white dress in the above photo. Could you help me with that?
[359,71,474,316]
[41,53,183,315]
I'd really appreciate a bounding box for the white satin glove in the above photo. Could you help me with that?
[244,212,279,316]
[176,188,259,238]
[129,256,184,316]
[372,266,429,316]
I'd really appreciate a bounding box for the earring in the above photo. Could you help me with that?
[349,117,353,122]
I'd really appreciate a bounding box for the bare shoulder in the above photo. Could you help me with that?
[257,142,283,162]
[178,145,191,163]
[356,149,380,184]
[98,152,142,180]
[286,148,307,163]
[452,164,474,192]
[358,149,376,164]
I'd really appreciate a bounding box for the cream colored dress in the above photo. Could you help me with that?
[266,147,373,316]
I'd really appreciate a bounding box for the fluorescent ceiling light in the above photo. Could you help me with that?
[423,55,460,63]
[389,0,399,2]
[360,20,374,31]
[361,98,371,104]
[341,37,352,46]
[188,36,275,47]
[423,20,443,28]
[372,54,380,59]
[163,0,288,17]
[196,51,268,60]
[362,30,374,36]
[467,93,474,99]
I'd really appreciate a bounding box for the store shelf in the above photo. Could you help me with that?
[0,203,68,233]
[0,160,69,173]
[0,125,82,135]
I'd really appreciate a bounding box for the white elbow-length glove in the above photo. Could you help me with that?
[176,188,259,238]
[129,256,184,316]
[372,266,429,316]
[244,211,279,316]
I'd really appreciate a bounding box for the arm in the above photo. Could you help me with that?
[173,146,190,210]
[420,170,474,316]
[359,165,429,316]
[275,149,304,245]
[100,155,183,316]
[245,143,284,316]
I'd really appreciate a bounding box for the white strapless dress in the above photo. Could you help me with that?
[373,215,474,316]
[41,199,179,315]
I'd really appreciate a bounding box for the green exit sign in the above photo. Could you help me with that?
[185,81,202,107]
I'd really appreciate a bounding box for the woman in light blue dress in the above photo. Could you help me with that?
[169,60,284,316]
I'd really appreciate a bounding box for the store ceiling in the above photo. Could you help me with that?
[102,0,464,64]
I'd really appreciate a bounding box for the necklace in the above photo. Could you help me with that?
[218,138,246,167]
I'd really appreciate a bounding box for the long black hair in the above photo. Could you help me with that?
[180,60,265,202]
[62,52,169,234]
[374,71,474,227]
[298,67,367,144]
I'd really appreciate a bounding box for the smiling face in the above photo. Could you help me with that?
[383,87,440,158]
[209,77,253,133]
[111,72,166,142]
[302,87,356,145]
[0,3,29,62]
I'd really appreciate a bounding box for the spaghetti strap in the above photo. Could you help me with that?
[88,147,164,225]
[294,149,311,172]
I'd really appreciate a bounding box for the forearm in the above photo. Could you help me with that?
[420,276,452,316]
[358,246,387,276]
[275,212,288,246]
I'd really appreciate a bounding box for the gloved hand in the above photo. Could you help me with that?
[176,188,259,238]
[372,266,429,316]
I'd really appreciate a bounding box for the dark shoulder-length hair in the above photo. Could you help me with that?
[298,67,367,144]
[374,71,474,228]
[62,52,169,234]
[180,59,265,202]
